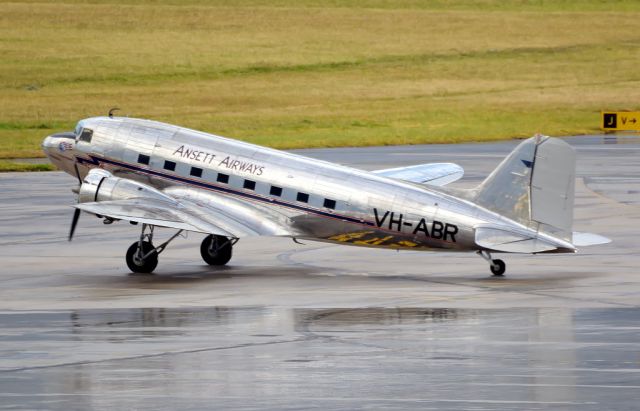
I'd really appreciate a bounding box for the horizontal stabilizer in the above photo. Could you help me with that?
[373,163,464,186]
[475,226,560,254]
[572,232,611,247]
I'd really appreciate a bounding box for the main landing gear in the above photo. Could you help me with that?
[125,224,236,273]
[200,234,236,266]
[477,250,506,277]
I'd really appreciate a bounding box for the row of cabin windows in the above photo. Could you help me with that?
[136,153,336,210]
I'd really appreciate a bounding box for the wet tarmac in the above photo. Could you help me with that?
[0,135,639,410]
[2,307,640,410]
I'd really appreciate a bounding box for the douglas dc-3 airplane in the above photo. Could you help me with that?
[42,112,609,276]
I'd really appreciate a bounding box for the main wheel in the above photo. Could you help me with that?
[490,259,506,276]
[200,234,232,266]
[126,241,158,273]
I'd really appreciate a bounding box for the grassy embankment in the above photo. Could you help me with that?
[1,0,639,171]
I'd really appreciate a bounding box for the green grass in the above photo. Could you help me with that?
[1,0,639,160]
[0,160,55,172]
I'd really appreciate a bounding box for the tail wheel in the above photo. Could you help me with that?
[126,241,158,273]
[490,259,506,276]
[200,234,233,266]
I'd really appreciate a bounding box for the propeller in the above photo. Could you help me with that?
[73,162,82,184]
[69,161,83,241]
[69,208,81,241]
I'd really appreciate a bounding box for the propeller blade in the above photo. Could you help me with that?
[73,163,82,184]
[69,208,81,242]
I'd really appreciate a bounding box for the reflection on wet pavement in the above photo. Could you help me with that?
[1,307,638,410]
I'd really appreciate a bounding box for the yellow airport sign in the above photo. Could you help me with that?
[602,111,640,132]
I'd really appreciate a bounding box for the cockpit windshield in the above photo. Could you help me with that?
[78,128,93,142]
[74,121,84,137]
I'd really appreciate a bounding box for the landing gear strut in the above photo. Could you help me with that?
[125,224,183,273]
[477,250,506,276]
[200,234,236,266]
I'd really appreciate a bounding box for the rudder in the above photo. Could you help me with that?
[473,135,575,241]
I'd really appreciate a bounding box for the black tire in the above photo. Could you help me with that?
[126,241,158,273]
[490,259,506,276]
[200,234,232,266]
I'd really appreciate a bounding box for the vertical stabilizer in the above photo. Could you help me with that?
[473,135,575,241]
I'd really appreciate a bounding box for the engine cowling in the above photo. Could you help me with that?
[78,168,173,204]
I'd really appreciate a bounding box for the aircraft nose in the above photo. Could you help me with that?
[42,132,77,174]
[42,135,57,152]
[42,131,76,156]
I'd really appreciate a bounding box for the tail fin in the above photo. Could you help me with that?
[474,135,575,241]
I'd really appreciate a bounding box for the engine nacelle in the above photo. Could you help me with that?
[78,168,173,204]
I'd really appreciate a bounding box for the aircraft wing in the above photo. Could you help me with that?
[75,199,236,237]
[163,186,296,237]
[372,163,464,186]
[75,188,297,238]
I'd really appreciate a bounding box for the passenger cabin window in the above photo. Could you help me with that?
[190,167,203,178]
[163,160,176,171]
[297,192,309,203]
[324,199,336,210]
[270,186,282,197]
[217,173,229,184]
[243,180,256,190]
[78,128,93,143]
[137,154,150,165]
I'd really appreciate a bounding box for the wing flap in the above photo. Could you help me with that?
[373,163,464,186]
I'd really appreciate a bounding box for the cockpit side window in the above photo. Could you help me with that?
[78,128,93,143]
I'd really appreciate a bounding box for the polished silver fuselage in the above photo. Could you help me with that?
[46,116,534,252]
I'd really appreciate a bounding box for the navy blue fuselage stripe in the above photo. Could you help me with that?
[77,155,374,226]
